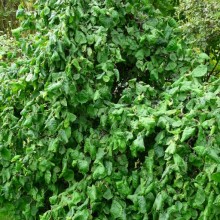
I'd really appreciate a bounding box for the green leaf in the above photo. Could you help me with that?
[211,172,220,183]
[75,30,87,44]
[73,209,89,220]
[206,148,220,163]
[151,69,158,80]
[87,185,97,202]
[63,169,74,182]
[198,53,210,60]
[59,129,69,143]
[84,139,97,159]
[96,148,105,160]
[167,39,178,51]
[23,116,32,127]
[105,160,113,175]
[103,75,110,82]
[43,6,50,16]
[47,81,62,92]
[181,127,196,142]
[49,195,57,205]
[78,160,90,174]
[194,146,206,156]
[38,158,50,172]
[77,90,89,104]
[170,53,177,61]
[103,188,113,200]
[135,49,145,60]
[11,27,23,38]
[72,59,81,72]
[1,148,11,160]
[45,170,51,184]
[214,195,220,206]
[180,81,192,92]
[130,135,145,157]
[191,64,208,77]
[168,18,178,27]
[138,196,147,213]
[97,47,108,63]
[72,192,82,205]
[193,188,206,207]
[11,155,21,162]
[48,139,59,152]
[173,154,187,172]
[99,14,113,28]
[51,50,60,62]
[116,180,131,196]
[147,34,157,44]
[93,90,100,101]
[139,117,156,131]
[110,199,124,219]
[46,118,58,132]
[67,112,77,122]
[92,163,106,180]
[153,193,163,211]
[165,61,177,71]
[165,142,176,154]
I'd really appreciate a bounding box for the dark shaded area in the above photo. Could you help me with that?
[0,0,20,34]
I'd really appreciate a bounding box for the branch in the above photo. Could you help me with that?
[207,56,220,81]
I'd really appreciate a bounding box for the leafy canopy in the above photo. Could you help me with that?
[0,0,220,220]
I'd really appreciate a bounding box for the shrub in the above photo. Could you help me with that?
[0,0,219,219]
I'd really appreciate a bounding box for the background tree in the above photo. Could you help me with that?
[177,0,220,78]
[0,0,34,35]
[0,0,20,34]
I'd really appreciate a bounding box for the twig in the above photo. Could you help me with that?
[207,56,220,81]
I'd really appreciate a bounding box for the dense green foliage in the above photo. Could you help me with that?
[1,0,220,219]
[0,34,21,65]
[177,0,220,53]
[177,0,220,78]
[150,0,179,16]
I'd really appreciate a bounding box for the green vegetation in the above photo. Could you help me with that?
[0,206,14,220]
[0,0,20,34]
[0,0,220,219]
[177,0,220,54]
[177,0,220,78]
